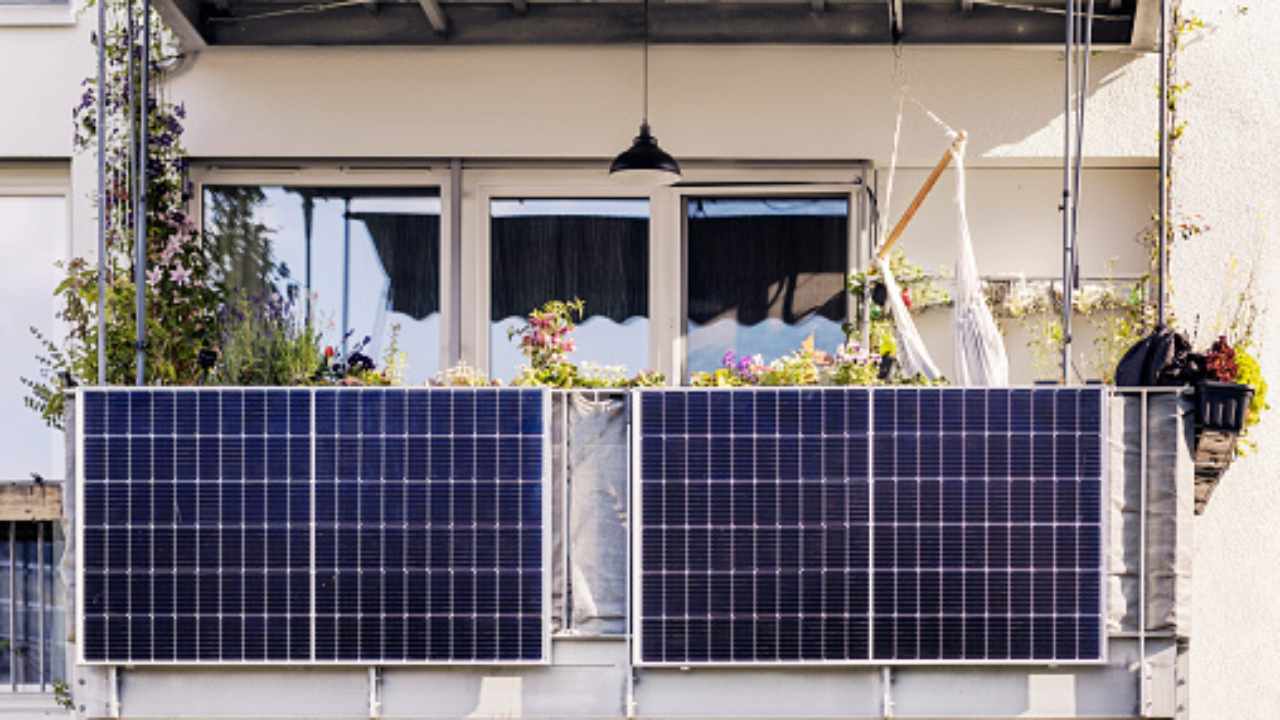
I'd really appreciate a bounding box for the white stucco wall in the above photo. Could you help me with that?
[2,3,1278,716]
[1170,2,1280,718]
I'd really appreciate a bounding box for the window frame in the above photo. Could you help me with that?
[191,161,871,385]
[472,178,658,379]
[190,164,455,376]
[672,180,869,382]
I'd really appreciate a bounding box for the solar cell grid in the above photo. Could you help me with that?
[79,387,548,665]
[635,387,1106,666]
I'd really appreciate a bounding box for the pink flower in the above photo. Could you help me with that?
[170,263,192,286]
[160,237,182,264]
[146,267,164,286]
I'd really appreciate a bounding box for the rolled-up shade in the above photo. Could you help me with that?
[351,212,441,321]
[490,214,648,322]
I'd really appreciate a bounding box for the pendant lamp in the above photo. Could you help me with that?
[609,0,681,185]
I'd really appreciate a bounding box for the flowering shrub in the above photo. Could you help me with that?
[23,1,222,427]
[509,299,665,388]
[431,362,499,387]
[1204,336,1238,383]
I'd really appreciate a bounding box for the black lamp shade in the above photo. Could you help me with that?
[609,123,681,186]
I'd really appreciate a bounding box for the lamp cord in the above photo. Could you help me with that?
[642,0,649,127]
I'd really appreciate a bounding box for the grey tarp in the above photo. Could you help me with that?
[551,392,630,635]
[1107,391,1195,636]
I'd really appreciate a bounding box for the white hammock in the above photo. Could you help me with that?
[949,136,1009,386]
[876,85,1008,386]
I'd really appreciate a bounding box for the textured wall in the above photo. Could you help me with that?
[1172,2,1280,718]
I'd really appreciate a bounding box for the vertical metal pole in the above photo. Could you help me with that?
[448,159,463,368]
[1071,0,1094,295]
[302,194,314,326]
[95,0,107,385]
[1061,0,1075,385]
[8,522,16,691]
[341,197,351,358]
[37,522,44,691]
[1139,392,1149,717]
[133,0,150,385]
[1157,0,1170,327]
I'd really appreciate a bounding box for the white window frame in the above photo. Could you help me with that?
[466,162,870,384]
[190,163,455,374]
[191,161,870,385]
[670,174,871,382]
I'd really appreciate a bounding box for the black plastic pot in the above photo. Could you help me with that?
[1195,381,1254,433]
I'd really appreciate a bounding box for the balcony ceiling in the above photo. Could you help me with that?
[156,0,1153,49]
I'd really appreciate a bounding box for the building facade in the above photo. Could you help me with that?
[1,0,1277,716]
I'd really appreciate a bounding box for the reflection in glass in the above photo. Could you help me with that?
[686,197,849,376]
[203,186,441,382]
[490,199,649,381]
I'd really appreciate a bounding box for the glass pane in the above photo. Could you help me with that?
[0,196,65,482]
[490,198,649,382]
[686,196,848,376]
[15,524,39,685]
[203,186,442,382]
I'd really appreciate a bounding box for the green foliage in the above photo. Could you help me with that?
[1234,344,1268,452]
[52,681,75,711]
[208,294,322,386]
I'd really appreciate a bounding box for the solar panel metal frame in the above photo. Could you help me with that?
[75,386,553,667]
[630,387,1108,668]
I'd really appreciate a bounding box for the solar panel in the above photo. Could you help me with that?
[633,387,1106,666]
[78,388,549,665]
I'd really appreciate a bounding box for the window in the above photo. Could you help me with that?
[489,198,649,381]
[685,196,850,375]
[203,186,442,382]
[0,194,65,481]
[0,521,64,690]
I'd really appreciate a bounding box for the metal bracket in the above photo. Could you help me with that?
[108,666,121,718]
[880,666,895,719]
[368,666,383,719]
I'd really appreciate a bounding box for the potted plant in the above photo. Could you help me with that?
[1192,336,1266,513]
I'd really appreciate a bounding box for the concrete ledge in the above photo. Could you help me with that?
[0,482,61,521]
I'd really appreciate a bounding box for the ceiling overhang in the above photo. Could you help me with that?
[157,0,1154,50]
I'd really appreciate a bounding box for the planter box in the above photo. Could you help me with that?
[1192,381,1254,514]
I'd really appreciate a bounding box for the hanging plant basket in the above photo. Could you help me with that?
[1192,381,1255,514]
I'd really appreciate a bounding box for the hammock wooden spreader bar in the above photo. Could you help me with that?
[875,130,968,263]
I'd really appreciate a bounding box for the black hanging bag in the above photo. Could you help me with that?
[1114,325,1205,387]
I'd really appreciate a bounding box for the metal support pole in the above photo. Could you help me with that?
[1157,0,1170,327]
[133,0,151,385]
[1060,0,1075,385]
[95,0,107,385]
[8,522,16,691]
[302,193,314,326]
[37,522,44,691]
[1139,392,1149,717]
[341,197,351,358]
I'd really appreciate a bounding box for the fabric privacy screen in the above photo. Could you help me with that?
[77,388,549,665]
[634,387,1106,666]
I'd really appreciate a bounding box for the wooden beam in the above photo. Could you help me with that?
[416,0,450,34]
[0,483,62,522]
